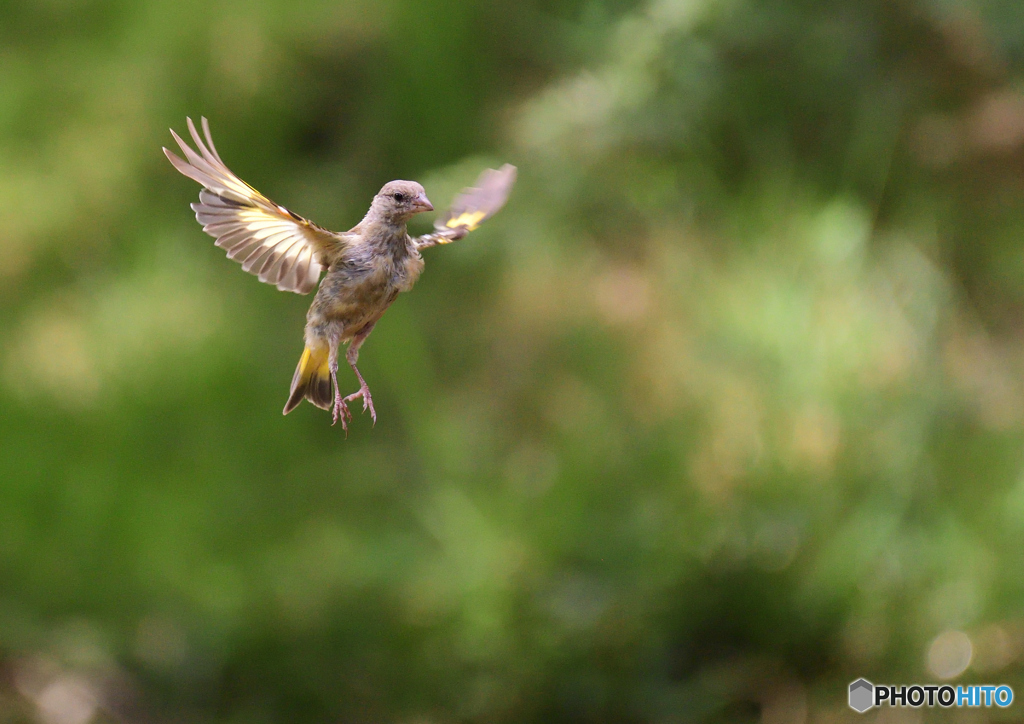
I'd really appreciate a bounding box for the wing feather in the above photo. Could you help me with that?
[214,230,250,250]
[280,246,312,292]
[247,230,296,274]
[164,116,345,294]
[261,237,304,283]
[223,239,257,257]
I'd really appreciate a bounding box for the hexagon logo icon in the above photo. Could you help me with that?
[849,679,874,713]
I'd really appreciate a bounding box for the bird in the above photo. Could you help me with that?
[163,117,516,431]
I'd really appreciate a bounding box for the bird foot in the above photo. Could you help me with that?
[331,394,352,433]
[343,385,377,425]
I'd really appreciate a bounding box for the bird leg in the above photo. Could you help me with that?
[342,326,377,425]
[328,339,352,431]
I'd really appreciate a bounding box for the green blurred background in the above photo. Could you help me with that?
[2,0,1024,721]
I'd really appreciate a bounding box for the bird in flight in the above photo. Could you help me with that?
[164,118,516,431]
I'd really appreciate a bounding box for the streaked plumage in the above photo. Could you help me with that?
[164,117,516,430]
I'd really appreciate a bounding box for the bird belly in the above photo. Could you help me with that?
[306,265,400,341]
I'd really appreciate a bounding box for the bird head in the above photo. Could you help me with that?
[372,180,433,223]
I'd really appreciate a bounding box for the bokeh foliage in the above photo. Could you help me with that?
[2,0,1024,721]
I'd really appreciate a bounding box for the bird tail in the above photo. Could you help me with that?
[283,343,332,414]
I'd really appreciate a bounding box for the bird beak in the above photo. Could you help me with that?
[413,192,433,213]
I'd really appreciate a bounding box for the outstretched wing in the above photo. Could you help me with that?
[164,117,342,294]
[416,164,517,249]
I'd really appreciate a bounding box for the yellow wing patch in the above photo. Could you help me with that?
[446,210,488,232]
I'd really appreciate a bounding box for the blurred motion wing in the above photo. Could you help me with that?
[164,117,342,294]
[425,164,517,245]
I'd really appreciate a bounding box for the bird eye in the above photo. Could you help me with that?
[393,192,406,202]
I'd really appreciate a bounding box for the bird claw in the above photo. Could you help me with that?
[343,385,377,426]
[331,395,352,433]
